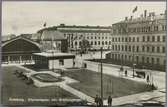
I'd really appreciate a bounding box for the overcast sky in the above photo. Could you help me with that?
[2,1,166,35]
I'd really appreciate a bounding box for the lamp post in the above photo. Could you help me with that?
[100,47,103,107]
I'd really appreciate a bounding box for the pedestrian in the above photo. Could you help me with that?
[94,95,99,107]
[147,75,150,84]
[108,96,112,107]
[99,97,103,107]
[125,70,127,77]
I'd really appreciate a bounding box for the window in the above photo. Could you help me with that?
[125,37,128,42]
[137,37,139,42]
[132,46,135,52]
[157,36,160,42]
[133,37,135,42]
[125,45,127,51]
[147,57,149,63]
[136,46,139,52]
[102,41,104,45]
[112,38,114,42]
[98,41,100,45]
[112,45,114,50]
[129,46,131,52]
[152,46,155,52]
[91,41,93,45]
[147,46,150,52]
[162,46,165,53]
[109,41,111,45]
[157,46,160,53]
[105,41,108,45]
[142,46,145,52]
[152,36,155,42]
[75,41,77,46]
[163,36,165,42]
[122,45,124,51]
[143,36,145,42]
[147,36,150,42]
[122,37,124,42]
[91,36,93,39]
[118,37,120,42]
[59,59,64,66]
[152,58,154,65]
[129,37,131,42]
[94,41,97,45]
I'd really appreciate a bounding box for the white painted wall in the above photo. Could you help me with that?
[64,59,73,68]
[49,60,59,69]
[49,59,74,69]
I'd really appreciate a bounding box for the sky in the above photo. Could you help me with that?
[2,1,166,35]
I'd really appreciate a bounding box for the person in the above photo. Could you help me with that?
[99,97,103,107]
[108,96,112,107]
[94,95,99,107]
[125,70,127,77]
[147,75,150,84]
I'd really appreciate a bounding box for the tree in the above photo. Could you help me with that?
[79,38,91,54]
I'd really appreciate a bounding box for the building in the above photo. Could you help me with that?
[38,24,112,51]
[40,30,68,52]
[33,52,75,69]
[106,10,166,71]
[2,36,41,64]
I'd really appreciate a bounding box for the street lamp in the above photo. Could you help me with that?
[100,47,103,107]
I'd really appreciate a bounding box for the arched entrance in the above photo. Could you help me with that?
[2,36,41,64]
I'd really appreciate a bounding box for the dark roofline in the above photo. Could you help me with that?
[57,24,112,29]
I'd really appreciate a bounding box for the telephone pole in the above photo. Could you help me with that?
[100,47,103,107]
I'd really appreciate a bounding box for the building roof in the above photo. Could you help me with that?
[58,24,112,29]
[33,52,75,59]
[41,31,66,41]
[2,36,41,49]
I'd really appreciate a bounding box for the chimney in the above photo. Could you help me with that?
[125,17,128,21]
[144,10,147,18]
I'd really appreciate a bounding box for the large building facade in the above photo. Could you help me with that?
[106,10,166,71]
[38,24,112,51]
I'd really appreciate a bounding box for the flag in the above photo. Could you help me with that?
[43,22,46,27]
[132,6,138,13]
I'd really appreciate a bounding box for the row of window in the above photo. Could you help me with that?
[111,54,165,65]
[112,35,165,42]
[64,32,110,38]
[112,45,165,53]
[74,41,112,46]
[113,25,166,34]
